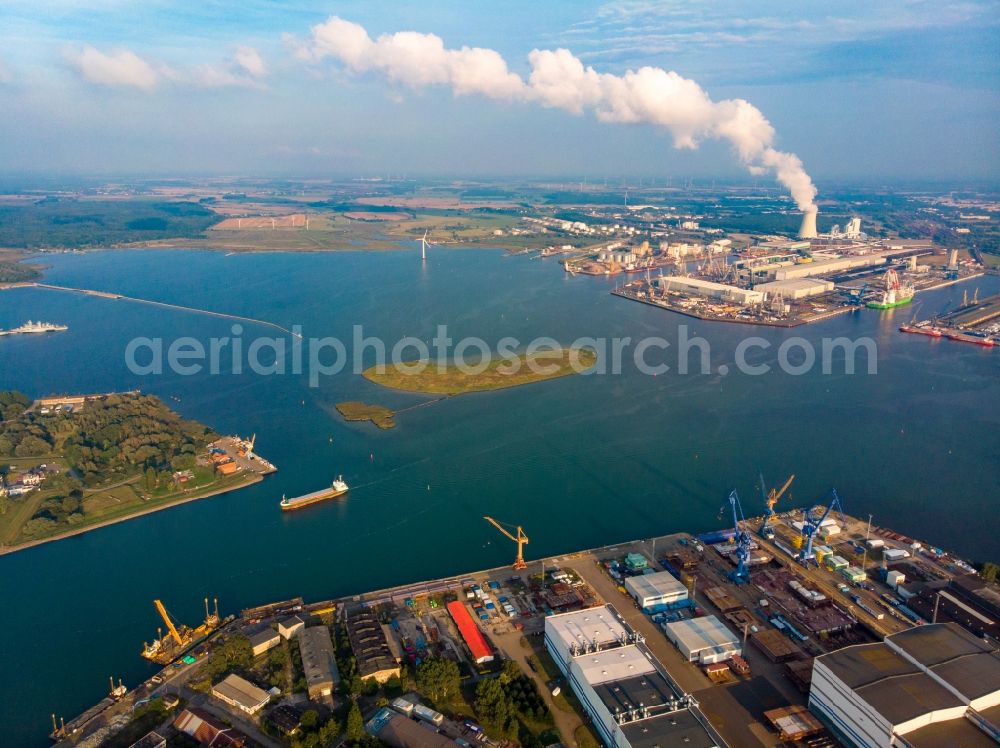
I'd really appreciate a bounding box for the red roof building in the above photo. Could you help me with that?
[446,601,494,664]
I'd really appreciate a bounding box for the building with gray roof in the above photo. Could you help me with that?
[809,623,1000,747]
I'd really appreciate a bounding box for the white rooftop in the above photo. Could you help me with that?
[664,616,739,652]
[624,571,688,600]
[572,644,656,686]
[546,606,629,653]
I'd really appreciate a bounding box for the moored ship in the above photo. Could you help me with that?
[0,320,68,336]
[866,269,914,310]
[899,323,943,337]
[280,476,349,511]
[946,330,995,347]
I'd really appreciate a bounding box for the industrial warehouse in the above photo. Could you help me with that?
[545,605,725,748]
[808,623,1000,747]
[623,570,690,612]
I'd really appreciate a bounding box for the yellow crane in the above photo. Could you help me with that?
[484,516,529,570]
[153,599,183,646]
[760,474,794,538]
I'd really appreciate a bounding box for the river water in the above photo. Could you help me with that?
[0,247,997,744]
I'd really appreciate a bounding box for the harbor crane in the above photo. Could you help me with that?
[153,599,183,646]
[727,490,753,584]
[759,473,795,539]
[484,516,529,570]
[798,489,845,564]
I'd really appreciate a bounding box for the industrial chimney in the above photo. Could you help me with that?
[798,210,818,239]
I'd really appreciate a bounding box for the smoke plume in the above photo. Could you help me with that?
[296,17,818,211]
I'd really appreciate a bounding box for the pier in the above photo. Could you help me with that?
[24,283,303,339]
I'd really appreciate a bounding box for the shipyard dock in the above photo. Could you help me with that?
[49,506,999,748]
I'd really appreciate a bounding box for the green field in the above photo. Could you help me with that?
[335,401,396,429]
[0,391,260,551]
[363,347,596,395]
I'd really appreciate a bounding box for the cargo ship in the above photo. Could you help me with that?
[945,331,995,347]
[280,476,349,511]
[866,269,914,310]
[899,323,943,338]
[0,320,68,336]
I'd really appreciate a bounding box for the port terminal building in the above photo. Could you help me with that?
[808,623,1000,747]
[545,605,727,748]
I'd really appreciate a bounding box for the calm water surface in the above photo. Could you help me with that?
[0,247,997,744]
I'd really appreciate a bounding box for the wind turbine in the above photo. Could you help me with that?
[421,230,429,262]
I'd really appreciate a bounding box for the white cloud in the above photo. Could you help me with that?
[67,44,267,91]
[233,45,266,78]
[70,45,160,90]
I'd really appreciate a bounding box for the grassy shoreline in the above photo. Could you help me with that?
[0,472,261,556]
[362,347,597,395]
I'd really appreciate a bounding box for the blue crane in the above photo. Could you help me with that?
[798,489,845,564]
[728,490,753,584]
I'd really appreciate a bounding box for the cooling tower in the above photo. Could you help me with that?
[798,210,818,239]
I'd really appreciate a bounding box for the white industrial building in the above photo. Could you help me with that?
[655,276,765,306]
[809,623,1000,748]
[545,606,724,748]
[211,673,270,715]
[663,616,741,664]
[545,606,634,675]
[774,255,885,281]
[624,572,689,612]
[754,278,835,300]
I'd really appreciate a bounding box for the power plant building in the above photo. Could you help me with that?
[623,571,689,612]
[654,276,764,306]
[808,623,1000,748]
[544,605,726,748]
[799,210,818,239]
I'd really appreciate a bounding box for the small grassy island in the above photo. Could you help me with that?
[363,346,597,395]
[0,391,269,553]
[335,401,397,429]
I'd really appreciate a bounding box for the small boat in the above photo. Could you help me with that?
[279,476,349,511]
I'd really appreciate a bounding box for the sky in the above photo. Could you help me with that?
[0,0,997,185]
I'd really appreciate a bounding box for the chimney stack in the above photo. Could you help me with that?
[798,210,818,239]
